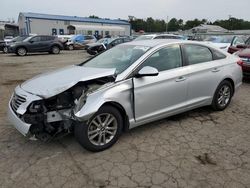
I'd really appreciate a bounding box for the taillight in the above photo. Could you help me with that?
[237,60,243,66]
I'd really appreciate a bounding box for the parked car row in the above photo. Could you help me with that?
[86,37,132,55]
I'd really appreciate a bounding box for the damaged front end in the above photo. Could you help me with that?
[9,76,114,141]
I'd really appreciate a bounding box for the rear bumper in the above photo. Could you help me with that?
[8,100,31,136]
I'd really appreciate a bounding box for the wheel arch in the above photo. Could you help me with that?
[101,101,130,132]
[15,46,28,53]
[50,44,61,50]
[223,77,235,96]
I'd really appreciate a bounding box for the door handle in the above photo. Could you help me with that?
[211,68,220,73]
[175,76,186,82]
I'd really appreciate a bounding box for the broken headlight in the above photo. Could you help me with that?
[74,92,88,112]
[29,101,43,113]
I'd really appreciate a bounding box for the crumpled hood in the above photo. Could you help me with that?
[21,65,115,98]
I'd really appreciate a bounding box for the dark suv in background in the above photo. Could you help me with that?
[8,35,64,56]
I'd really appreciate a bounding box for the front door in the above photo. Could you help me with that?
[133,44,188,122]
[28,36,43,52]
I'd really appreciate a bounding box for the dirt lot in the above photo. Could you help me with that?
[0,51,250,188]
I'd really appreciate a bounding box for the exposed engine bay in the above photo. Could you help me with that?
[21,76,114,141]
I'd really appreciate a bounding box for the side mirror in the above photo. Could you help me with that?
[29,40,34,43]
[136,66,159,77]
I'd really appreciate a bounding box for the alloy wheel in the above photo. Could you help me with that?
[87,113,118,146]
[217,85,231,107]
[3,47,8,53]
[17,48,26,56]
[52,46,60,54]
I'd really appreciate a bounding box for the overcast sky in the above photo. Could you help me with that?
[1,0,250,22]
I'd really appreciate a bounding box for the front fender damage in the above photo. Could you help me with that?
[25,76,115,141]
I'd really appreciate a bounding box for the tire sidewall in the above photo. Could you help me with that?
[51,46,60,54]
[3,46,8,53]
[74,105,123,152]
[17,47,27,56]
[212,80,233,111]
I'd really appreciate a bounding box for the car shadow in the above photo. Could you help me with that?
[124,105,215,135]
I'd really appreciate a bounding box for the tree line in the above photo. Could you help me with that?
[88,15,250,32]
[129,17,250,32]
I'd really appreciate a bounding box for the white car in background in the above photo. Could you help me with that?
[204,35,245,51]
[4,36,14,43]
[134,34,186,41]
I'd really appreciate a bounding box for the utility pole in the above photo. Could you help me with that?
[166,16,169,33]
[228,15,232,31]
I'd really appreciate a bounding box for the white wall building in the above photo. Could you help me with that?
[18,12,131,37]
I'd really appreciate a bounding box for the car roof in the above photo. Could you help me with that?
[140,33,183,37]
[122,39,227,50]
[122,39,184,47]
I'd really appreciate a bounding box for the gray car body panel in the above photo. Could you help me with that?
[21,65,116,98]
[8,39,242,136]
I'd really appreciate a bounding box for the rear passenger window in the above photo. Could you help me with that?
[184,45,213,65]
[211,49,226,60]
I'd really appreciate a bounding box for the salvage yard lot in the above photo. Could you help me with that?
[0,51,250,188]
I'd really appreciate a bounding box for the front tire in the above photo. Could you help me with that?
[212,80,233,111]
[74,105,123,152]
[3,46,8,53]
[16,47,27,56]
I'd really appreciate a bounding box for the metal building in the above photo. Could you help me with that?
[18,12,131,37]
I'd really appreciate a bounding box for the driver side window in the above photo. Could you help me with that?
[142,45,182,72]
[30,36,41,42]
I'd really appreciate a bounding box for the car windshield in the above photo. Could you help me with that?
[97,38,113,44]
[205,36,234,43]
[80,44,151,74]
[12,36,28,42]
[134,35,154,41]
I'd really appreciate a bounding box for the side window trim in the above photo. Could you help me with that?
[180,44,188,66]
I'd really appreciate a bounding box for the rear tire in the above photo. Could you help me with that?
[16,47,27,56]
[51,46,60,54]
[74,105,123,152]
[212,80,233,111]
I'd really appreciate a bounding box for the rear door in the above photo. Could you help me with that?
[133,44,189,122]
[40,36,54,51]
[182,44,226,108]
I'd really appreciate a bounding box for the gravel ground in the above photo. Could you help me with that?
[0,51,250,188]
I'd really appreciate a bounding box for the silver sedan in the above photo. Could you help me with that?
[8,39,243,151]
